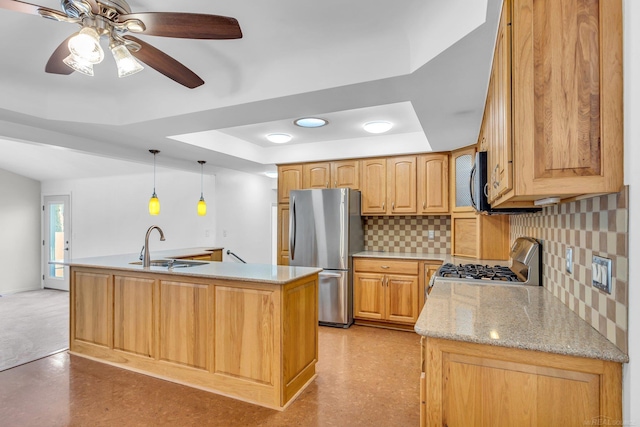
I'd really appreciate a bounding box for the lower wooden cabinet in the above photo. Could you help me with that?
[420,337,622,427]
[353,258,421,328]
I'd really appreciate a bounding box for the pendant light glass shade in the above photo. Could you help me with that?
[197,160,207,216]
[149,150,160,216]
[68,27,104,64]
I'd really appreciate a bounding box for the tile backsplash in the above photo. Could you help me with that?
[510,187,629,353]
[364,216,450,253]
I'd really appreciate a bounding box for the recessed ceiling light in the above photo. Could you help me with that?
[266,133,292,144]
[363,121,393,134]
[264,171,278,178]
[294,117,328,128]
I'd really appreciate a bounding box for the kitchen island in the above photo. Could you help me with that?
[416,280,628,426]
[66,249,320,410]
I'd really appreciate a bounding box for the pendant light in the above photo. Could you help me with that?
[149,150,160,216]
[197,160,207,216]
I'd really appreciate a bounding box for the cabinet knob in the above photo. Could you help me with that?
[334,180,337,187]
[381,265,389,269]
[382,202,385,210]
[392,202,395,210]
[423,201,426,209]
[326,181,329,188]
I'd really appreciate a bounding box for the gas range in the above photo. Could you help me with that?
[434,237,541,287]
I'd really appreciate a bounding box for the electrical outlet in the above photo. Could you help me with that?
[205,229,210,238]
[223,229,228,238]
[592,255,612,294]
[565,247,573,274]
[428,230,435,240]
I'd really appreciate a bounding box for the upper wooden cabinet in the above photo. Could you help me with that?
[361,156,417,215]
[302,160,360,189]
[302,162,331,189]
[361,158,387,214]
[388,156,417,214]
[486,0,623,206]
[417,153,449,214]
[277,164,302,204]
[331,160,360,189]
[450,146,475,213]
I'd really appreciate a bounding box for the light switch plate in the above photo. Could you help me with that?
[566,247,573,274]
[592,255,612,294]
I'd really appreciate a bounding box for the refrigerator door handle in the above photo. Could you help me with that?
[289,196,296,260]
[319,272,343,278]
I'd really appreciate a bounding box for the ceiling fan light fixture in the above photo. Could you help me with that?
[63,54,94,76]
[266,133,292,144]
[111,44,144,78]
[68,27,104,64]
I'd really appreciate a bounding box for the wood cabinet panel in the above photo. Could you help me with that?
[388,156,417,214]
[353,272,385,320]
[114,276,155,357]
[277,165,302,204]
[283,280,317,401]
[331,160,360,189]
[277,203,290,266]
[72,271,111,347]
[159,280,209,370]
[487,0,623,206]
[422,337,621,427]
[417,153,449,214]
[361,158,387,214]
[452,216,478,258]
[214,286,275,385]
[302,162,331,189]
[386,274,419,324]
[354,258,419,275]
[450,147,475,213]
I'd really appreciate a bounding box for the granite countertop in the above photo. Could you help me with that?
[60,248,321,285]
[353,251,510,266]
[415,280,628,363]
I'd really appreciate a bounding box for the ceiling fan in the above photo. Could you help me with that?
[0,0,242,88]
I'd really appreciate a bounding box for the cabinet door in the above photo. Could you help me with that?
[417,154,449,214]
[114,275,155,357]
[385,274,419,324]
[277,165,302,203]
[388,156,417,214]
[451,215,478,258]
[450,146,475,212]
[353,272,385,320]
[277,204,290,265]
[303,162,331,189]
[331,160,360,189]
[509,0,622,198]
[72,271,112,347]
[487,0,513,202]
[361,158,387,215]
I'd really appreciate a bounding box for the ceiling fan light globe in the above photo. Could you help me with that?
[111,45,144,78]
[63,54,94,76]
[68,27,104,64]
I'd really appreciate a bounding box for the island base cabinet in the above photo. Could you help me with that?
[70,267,318,411]
[421,337,622,427]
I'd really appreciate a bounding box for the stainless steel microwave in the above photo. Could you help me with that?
[470,151,541,215]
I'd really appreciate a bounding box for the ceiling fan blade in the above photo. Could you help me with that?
[45,35,74,75]
[118,12,242,39]
[124,36,204,89]
[0,0,61,16]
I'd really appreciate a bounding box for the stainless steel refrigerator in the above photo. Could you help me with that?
[289,188,364,327]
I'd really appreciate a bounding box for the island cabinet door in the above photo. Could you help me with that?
[113,276,155,358]
[72,270,112,348]
[159,280,210,371]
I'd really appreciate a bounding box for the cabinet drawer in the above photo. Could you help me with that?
[354,259,419,275]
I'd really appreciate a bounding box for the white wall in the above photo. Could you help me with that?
[214,169,277,264]
[41,168,217,258]
[0,168,41,294]
[623,0,639,422]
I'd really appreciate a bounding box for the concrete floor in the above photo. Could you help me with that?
[0,325,421,427]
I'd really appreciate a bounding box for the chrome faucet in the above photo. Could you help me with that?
[143,225,165,268]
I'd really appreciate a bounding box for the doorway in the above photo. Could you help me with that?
[43,195,71,291]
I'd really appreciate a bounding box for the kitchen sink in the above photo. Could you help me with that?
[129,259,208,268]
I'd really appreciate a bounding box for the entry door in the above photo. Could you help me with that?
[43,195,71,291]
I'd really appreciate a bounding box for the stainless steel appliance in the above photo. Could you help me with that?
[470,151,541,215]
[430,237,541,292]
[289,188,364,327]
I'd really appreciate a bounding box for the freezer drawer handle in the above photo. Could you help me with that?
[320,272,343,278]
